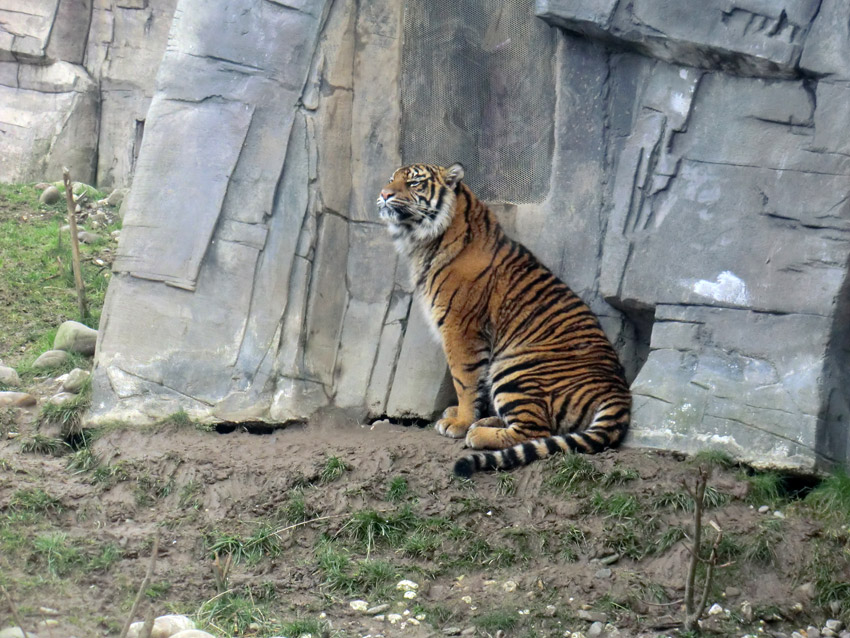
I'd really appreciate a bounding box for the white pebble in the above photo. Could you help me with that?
[387,613,403,624]
[404,590,417,599]
[502,580,518,592]
[461,595,473,604]
[708,603,724,616]
[773,510,785,519]
[396,579,419,591]
[349,600,369,612]
[758,505,770,513]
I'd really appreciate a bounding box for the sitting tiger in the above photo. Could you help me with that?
[377,162,631,477]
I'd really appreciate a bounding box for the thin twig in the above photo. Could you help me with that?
[139,607,155,638]
[119,529,160,638]
[62,168,87,319]
[0,584,29,638]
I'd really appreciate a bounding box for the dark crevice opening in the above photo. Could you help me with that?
[212,421,302,435]
[369,415,433,428]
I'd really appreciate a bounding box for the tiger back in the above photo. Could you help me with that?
[376,163,631,477]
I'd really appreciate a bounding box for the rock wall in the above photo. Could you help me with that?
[89,0,850,472]
[0,0,177,187]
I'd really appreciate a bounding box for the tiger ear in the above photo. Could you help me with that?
[446,163,465,188]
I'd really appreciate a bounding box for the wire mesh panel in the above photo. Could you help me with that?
[401,0,557,203]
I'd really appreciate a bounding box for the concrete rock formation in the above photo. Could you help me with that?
[0,0,178,187]
[81,0,850,472]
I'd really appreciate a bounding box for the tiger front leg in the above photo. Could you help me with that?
[434,331,489,440]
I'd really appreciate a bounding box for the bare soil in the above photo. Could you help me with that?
[1,397,848,638]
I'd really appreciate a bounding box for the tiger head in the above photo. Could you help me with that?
[377,163,465,245]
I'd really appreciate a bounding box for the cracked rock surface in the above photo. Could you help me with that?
[82,0,849,471]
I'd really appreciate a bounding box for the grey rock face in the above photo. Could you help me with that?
[54,321,97,355]
[88,0,850,472]
[0,366,20,387]
[61,368,91,394]
[0,0,178,187]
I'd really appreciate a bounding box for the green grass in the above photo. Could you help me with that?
[601,465,640,487]
[0,183,117,366]
[343,506,418,554]
[497,472,517,496]
[386,476,409,502]
[690,449,737,469]
[588,490,639,518]
[319,454,349,484]
[544,454,601,494]
[204,522,282,566]
[277,487,315,524]
[473,608,520,632]
[744,471,785,506]
[32,532,83,576]
[805,470,850,525]
[8,488,64,515]
[20,433,68,456]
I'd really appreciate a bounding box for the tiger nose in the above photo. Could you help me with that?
[380,188,394,199]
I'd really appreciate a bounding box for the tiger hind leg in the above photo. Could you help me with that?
[464,398,551,450]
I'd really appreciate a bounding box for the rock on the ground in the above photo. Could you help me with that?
[32,350,70,370]
[127,614,195,638]
[38,185,60,205]
[107,188,129,207]
[169,632,215,638]
[48,392,76,406]
[0,629,39,638]
[61,368,90,393]
[54,320,97,355]
[77,230,99,244]
[0,366,20,387]
[349,599,368,612]
[0,391,37,407]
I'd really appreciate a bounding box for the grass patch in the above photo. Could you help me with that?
[588,490,639,519]
[32,531,83,576]
[343,506,417,554]
[319,454,349,484]
[690,449,736,469]
[744,471,785,506]
[544,454,601,494]
[601,465,640,487]
[497,472,517,496]
[0,183,115,366]
[20,433,68,456]
[473,608,520,632]
[205,522,282,566]
[386,476,409,502]
[805,470,850,526]
[9,488,63,515]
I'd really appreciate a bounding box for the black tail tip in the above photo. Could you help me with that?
[453,456,475,478]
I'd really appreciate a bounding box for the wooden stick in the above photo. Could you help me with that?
[119,529,160,638]
[62,168,88,319]
[0,584,29,638]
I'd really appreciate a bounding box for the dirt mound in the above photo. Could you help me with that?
[1,410,848,638]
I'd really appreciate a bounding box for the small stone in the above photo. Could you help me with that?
[594,568,612,579]
[111,229,121,241]
[831,601,843,615]
[127,614,195,638]
[387,614,403,624]
[373,615,385,621]
[808,626,821,638]
[77,231,99,244]
[443,627,462,636]
[708,603,724,616]
[33,350,70,370]
[403,590,417,599]
[502,580,517,592]
[758,505,770,513]
[587,622,604,637]
[791,602,805,613]
[823,630,837,638]
[39,185,60,205]
[827,621,845,632]
[48,392,76,406]
[461,595,473,604]
[791,633,805,638]
[600,553,620,565]
[107,187,128,207]
[408,618,420,626]
[0,366,20,387]
[0,629,36,638]
[773,510,786,519]
[61,368,90,393]
[367,604,390,615]
[461,629,476,637]
[396,579,419,591]
[54,320,98,355]
[796,582,816,599]
[740,601,754,622]
[577,610,606,623]
[725,586,741,598]
[544,605,557,617]
[349,600,369,612]
[604,624,621,637]
[0,391,36,407]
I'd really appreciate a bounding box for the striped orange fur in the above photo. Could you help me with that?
[377,163,631,477]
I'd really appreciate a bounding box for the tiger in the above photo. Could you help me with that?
[376,162,631,477]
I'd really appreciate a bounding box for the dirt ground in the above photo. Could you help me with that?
[2,392,849,638]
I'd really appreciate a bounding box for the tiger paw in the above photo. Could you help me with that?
[465,423,520,450]
[435,415,471,439]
